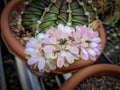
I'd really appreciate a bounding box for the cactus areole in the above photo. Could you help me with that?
[1,0,106,76]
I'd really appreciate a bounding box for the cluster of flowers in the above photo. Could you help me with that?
[25,24,101,72]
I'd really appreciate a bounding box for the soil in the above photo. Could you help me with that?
[75,76,120,90]
[9,11,32,46]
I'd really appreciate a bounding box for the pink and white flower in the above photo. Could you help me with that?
[25,37,45,71]
[25,24,101,72]
[25,34,56,72]
[74,25,101,61]
[43,24,78,68]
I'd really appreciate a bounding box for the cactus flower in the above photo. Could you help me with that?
[25,24,101,72]
[43,24,78,68]
[74,25,101,60]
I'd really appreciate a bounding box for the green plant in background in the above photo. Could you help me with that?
[91,0,120,23]
[104,19,120,66]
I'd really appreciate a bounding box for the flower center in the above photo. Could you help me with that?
[58,38,67,45]
[85,40,91,44]
[56,38,71,50]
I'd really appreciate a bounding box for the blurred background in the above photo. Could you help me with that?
[0,0,120,90]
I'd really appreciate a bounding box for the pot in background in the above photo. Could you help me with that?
[60,64,120,90]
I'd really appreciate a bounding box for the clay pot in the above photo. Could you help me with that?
[0,0,106,75]
[60,64,120,90]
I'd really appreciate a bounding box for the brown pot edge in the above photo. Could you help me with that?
[60,64,120,90]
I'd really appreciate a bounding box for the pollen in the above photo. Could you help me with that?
[50,55,57,60]
[65,45,71,50]
[69,60,73,64]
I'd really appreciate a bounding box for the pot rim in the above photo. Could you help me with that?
[0,0,106,74]
[60,64,120,90]
[1,0,27,63]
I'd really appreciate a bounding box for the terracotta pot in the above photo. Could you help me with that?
[0,0,106,75]
[60,64,120,90]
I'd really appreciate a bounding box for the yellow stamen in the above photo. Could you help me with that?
[69,60,73,64]
[50,55,57,60]
[65,45,71,50]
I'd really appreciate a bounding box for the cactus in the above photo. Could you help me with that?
[21,0,98,35]
[104,20,120,66]
[91,0,120,23]
[21,0,120,35]
[21,0,120,66]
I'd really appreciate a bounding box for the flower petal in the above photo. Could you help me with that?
[38,57,45,70]
[81,25,87,37]
[69,46,79,55]
[26,37,37,48]
[65,52,75,64]
[89,55,96,61]
[48,60,56,70]
[43,45,56,53]
[93,48,101,55]
[42,38,56,44]
[25,48,34,55]
[64,26,72,34]
[58,24,64,32]
[80,48,89,60]
[46,27,60,39]
[25,48,40,57]
[90,42,98,48]
[86,29,94,38]
[37,33,48,40]
[27,57,39,65]
[87,48,96,57]
[57,55,64,68]
[61,51,66,57]
[75,26,82,38]
[92,37,101,43]
[63,60,69,67]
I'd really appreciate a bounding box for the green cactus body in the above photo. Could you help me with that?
[21,0,98,34]
[104,21,120,66]
[91,0,120,23]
